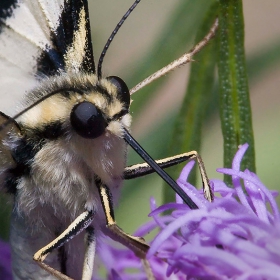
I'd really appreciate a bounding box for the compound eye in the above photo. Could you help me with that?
[70,101,107,139]
[107,76,130,110]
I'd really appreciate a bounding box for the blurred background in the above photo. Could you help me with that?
[1,0,280,240]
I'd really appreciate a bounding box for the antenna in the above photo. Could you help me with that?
[97,0,142,79]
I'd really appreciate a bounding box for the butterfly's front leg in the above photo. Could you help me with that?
[95,176,155,279]
[95,176,149,257]
[124,151,214,202]
[33,211,94,280]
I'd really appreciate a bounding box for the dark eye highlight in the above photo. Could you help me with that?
[107,76,130,110]
[70,101,107,139]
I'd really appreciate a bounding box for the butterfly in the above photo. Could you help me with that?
[0,0,216,279]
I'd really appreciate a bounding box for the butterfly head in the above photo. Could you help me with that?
[16,73,131,142]
[70,75,130,139]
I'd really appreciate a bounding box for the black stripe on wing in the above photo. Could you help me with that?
[37,0,95,75]
[0,0,18,20]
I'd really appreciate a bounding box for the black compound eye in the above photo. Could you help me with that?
[107,76,130,110]
[70,101,107,139]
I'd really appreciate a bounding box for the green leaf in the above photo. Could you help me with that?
[218,0,255,185]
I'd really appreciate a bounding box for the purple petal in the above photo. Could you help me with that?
[148,209,208,257]
[232,143,249,170]
[218,168,280,221]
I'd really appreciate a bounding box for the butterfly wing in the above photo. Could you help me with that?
[0,0,95,114]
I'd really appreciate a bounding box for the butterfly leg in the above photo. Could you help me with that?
[142,258,156,280]
[95,177,154,279]
[95,176,149,257]
[33,210,94,280]
[124,151,213,202]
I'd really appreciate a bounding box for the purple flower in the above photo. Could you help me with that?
[96,144,280,279]
[146,143,280,279]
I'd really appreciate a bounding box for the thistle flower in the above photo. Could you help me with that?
[95,143,280,279]
[146,143,280,279]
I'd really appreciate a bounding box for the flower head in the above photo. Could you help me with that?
[146,143,280,279]
[95,144,280,279]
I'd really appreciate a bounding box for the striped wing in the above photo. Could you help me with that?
[0,0,95,114]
